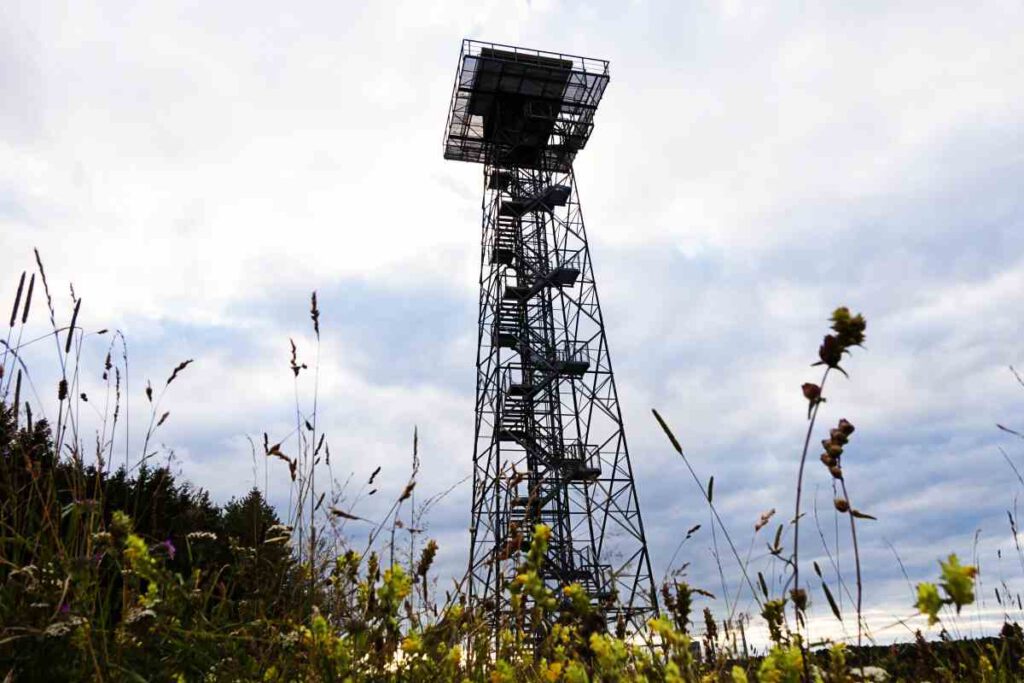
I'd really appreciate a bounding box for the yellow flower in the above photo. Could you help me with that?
[543,660,563,681]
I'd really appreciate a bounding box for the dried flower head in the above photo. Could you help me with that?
[790,588,808,612]
[817,334,844,369]
[416,539,439,578]
[755,508,776,533]
[802,383,821,402]
[822,440,843,458]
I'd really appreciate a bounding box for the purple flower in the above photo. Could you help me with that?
[59,602,70,614]
[160,538,176,560]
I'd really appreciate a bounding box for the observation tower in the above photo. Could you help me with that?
[443,39,657,639]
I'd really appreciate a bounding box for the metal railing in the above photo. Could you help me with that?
[554,342,590,368]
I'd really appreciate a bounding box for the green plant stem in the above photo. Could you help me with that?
[792,366,830,681]
[838,475,864,647]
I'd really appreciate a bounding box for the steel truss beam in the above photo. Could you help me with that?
[467,161,658,643]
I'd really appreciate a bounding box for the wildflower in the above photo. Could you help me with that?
[158,538,176,560]
[401,633,422,655]
[398,481,416,502]
[760,599,788,646]
[789,588,808,612]
[759,643,808,681]
[44,615,86,638]
[915,582,942,625]
[829,427,848,445]
[415,540,438,578]
[755,508,776,533]
[816,334,843,369]
[542,660,563,682]
[830,307,866,348]
[801,383,823,417]
[822,440,843,457]
[940,553,977,613]
[111,511,133,535]
[821,418,855,479]
[123,607,157,625]
[801,383,821,403]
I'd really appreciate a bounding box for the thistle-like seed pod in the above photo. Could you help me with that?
[820,453,837,468]
[818,334,843,368]
[790,588,808,611]
[837,418,855,436]
[829,465,843,480]
[829,428,848,445]
[822,440,844,457]
[834,498,850,513]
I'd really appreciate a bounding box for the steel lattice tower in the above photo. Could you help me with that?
[443,40,657,639]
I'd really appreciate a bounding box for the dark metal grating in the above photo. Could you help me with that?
[443,39,610,171]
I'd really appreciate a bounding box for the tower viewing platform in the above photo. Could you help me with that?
[443,40,610,171]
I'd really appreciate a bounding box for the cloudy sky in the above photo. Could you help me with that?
[3,0,1023,644]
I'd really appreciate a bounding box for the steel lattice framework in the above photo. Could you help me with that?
[443,39,657,641]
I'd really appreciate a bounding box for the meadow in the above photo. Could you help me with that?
[1,253,1020,682]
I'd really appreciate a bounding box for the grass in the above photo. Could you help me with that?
[0,255,1020,681]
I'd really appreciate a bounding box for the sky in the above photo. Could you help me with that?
[2,0,1024,645]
